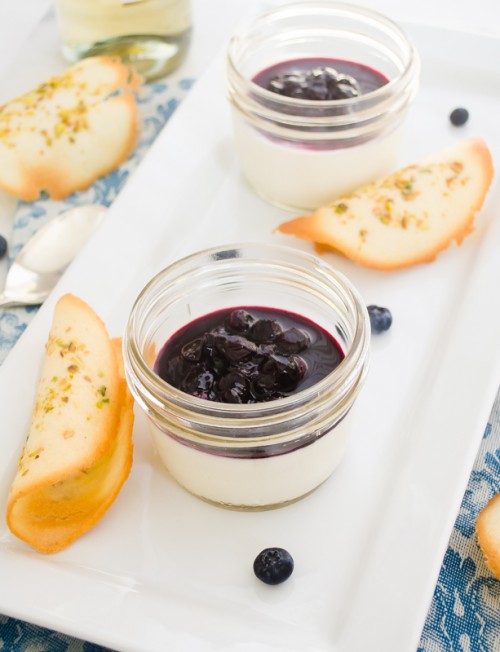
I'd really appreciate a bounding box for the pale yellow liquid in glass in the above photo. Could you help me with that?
[55,0,191,80]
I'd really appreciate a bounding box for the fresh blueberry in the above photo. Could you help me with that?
[253,547,294,585]
[449,107,469,126]
[367,305,392,334]
[0,235,7,259]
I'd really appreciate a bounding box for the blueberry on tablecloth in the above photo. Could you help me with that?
[0,235,7,259]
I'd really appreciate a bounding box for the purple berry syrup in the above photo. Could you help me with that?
[154,307,344,404]
[248,58,389,150]
[253,58,389,99]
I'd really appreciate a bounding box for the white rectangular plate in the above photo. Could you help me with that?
[1,23,500,652]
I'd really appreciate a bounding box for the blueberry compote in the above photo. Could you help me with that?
[253,58,388,101]
[154,308,344,404]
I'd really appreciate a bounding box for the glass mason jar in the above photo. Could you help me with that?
[54,0,191,81]
[226,1,420,211]
[124,243,370,510]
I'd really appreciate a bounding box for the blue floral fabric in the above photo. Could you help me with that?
[418,393,500,652]
[1,73,500,652]
[0,614,110,652]
[0,77,194,365]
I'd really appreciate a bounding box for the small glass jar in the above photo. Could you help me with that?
[54,0,191,81]
[124,243,370,510]
[226,1,420,211]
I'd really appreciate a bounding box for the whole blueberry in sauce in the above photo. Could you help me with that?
[154,307,344,403]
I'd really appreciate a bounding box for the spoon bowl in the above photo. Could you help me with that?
[0,204,106,308]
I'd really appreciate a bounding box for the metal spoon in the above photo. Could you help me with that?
[0,204,106,308]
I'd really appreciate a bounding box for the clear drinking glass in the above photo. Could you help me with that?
[54,0,191,81]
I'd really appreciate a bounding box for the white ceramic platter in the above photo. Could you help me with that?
[1,23,500,652]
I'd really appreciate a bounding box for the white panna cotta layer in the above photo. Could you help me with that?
[232,111,404,212]
[149,410,354,509]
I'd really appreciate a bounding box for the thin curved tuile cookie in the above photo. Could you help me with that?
[6,294,134,554]
[477,492,500,580]
[277,138,494,270]
[0,57,140,200]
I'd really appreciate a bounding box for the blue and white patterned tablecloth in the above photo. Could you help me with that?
[0,77,193,367]
[1,64,500,652]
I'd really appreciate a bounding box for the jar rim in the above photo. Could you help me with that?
[124,243,370,427]
[226,0,420,118]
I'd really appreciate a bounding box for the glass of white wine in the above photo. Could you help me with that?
[54,0,191,81]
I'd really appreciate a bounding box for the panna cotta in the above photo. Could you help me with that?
[231,99,405,212]
[148,408,355,509]
[124,244,370,510]
[149,307,348,508]
[226,2,420,211]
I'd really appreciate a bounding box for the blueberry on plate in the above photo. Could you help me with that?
[449,107,469,126]
[367,305,392,334]
[253,547,294,585]
[0,235,7,260]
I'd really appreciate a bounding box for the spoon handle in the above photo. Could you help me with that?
[0,294,19,309]
[0,294,38,309]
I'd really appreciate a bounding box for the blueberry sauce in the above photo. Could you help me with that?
[154,307,344,403]
[249,58,389,150]
[253,58,389,100]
